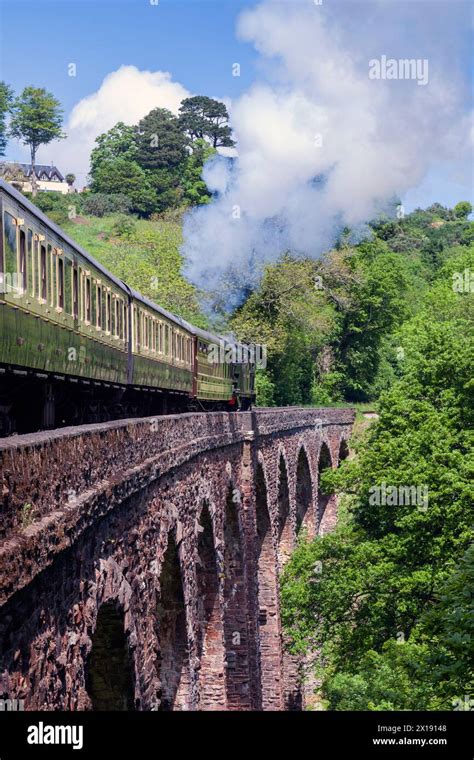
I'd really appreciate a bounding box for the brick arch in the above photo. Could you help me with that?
[0,407,356,712]
[295,443,315,537]
[80,557,139,710]
[338,438,350,465]
[85,598,135,711]
[277,449,292,566]
[195,501,225,710]
[317,441,335,536]
[223,482,251,710]
[156,528,192,711]
[255,459,282,710]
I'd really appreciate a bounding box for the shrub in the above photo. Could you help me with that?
[82,192,131,217]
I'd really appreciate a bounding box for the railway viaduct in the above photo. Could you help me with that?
[0,407,354,711]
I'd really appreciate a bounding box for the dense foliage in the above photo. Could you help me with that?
[280,243,474,709]
[231,205,473,406]
[0,81,13,156]
[88,97,230,216]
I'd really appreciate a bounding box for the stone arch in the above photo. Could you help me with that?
[255,460,282,710]
[317,442,334,536]
[295,445,314,536]
[339,438,350,465]
[156,530,191,711]
[223,484,251,710]
[280,450,304,711]
[195,502,226,710]
[85,599,135,711]
[277,451,292,566]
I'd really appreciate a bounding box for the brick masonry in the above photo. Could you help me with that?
[0,407,354,711]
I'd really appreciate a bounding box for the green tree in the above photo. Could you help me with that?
[135,108,188,170]
[181,138,215,206]
[179,96,235,148]
[90,157,157,216]
[65,173,75,188]
[231,255,339,406]
[0,81,13,156]
[8,86,65,196]
[89,122,138,178]
[453,201,473,220]
[335,240,411,401]
[281,247,474,709]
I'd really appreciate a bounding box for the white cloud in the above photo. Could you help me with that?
[37,65,191,186]
[182,0,472,297]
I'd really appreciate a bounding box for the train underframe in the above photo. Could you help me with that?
[0,367,249,437]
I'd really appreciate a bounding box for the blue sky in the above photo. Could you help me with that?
[1,0,472,214]
[1,0,258,121]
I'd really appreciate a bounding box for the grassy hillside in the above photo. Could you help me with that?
[62,210,208,328]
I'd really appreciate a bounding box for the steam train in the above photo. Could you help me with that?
[0,179,256,435]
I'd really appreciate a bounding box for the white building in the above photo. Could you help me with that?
[0,163,72,194]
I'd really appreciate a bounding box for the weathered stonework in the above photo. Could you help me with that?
[0,407,354,711]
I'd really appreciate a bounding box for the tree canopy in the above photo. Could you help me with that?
[0,81,13,157]
[280,243,474,710]
[179,95,235,148]
[8,86,65,195]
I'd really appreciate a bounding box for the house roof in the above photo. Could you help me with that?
[0,162,65,181]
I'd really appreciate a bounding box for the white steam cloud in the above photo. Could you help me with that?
[183,0,472,299]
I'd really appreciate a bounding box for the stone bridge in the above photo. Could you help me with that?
[0,407,354,712]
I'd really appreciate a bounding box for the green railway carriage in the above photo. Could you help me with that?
[193,326,234,403]
[0,179,255,434]
[0,179,129,386]
[129,290,193,395]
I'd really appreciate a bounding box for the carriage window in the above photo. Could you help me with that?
[114,298,119,337]
[97,285,102,328]
[111,297,116,336]
[72,268,78,318]
[148,318,153,351]
[106,292,111,332]
[34,240,40,298]
[27,230,34,295]
[85,278,91,322]
[48,245,53,305]
[91,281,97,325]
[63,258,72,314]
[57,256,64,309]
[19,230,27,293]
[134,306,139,347]
[116,299,123,339]
[2,213,17,291]
[40,245,47,301]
